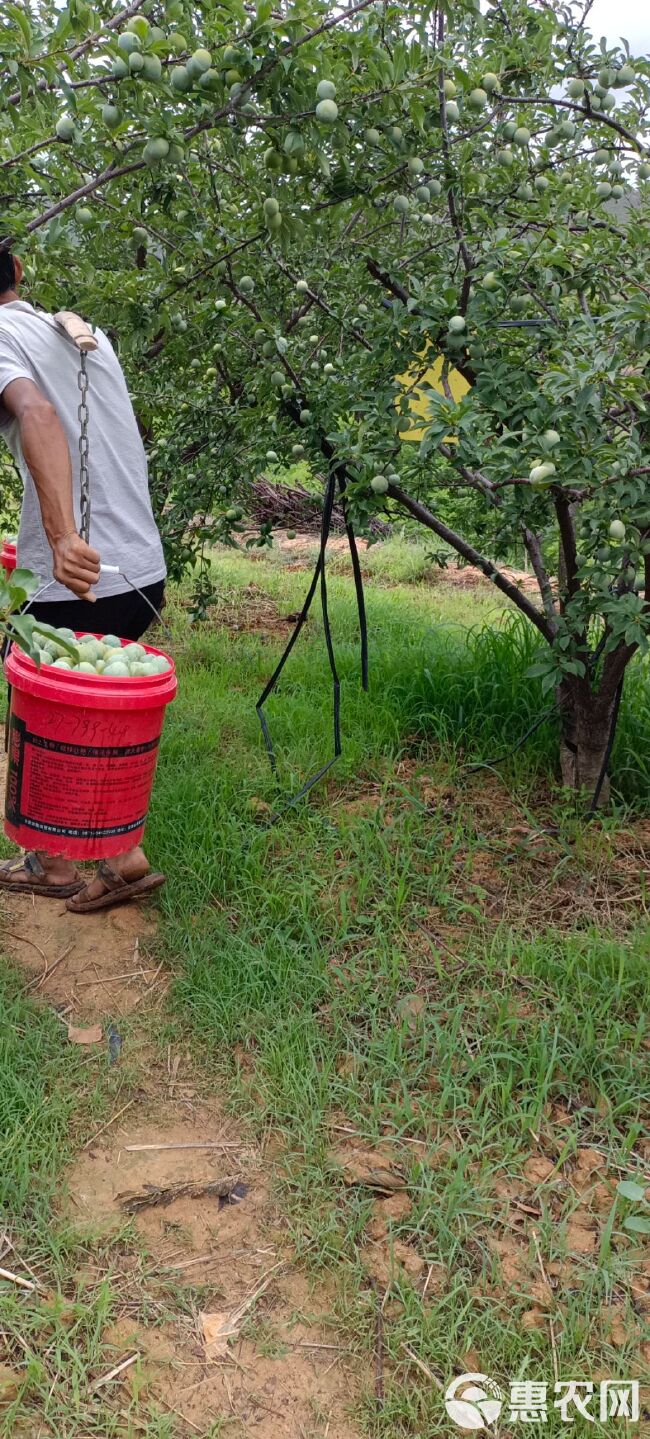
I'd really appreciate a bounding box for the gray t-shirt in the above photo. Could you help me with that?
[0,300,166,601]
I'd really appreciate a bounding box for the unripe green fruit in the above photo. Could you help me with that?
[468,87,487,110]
[408,156,424,174]
[448,315,466,333]
[393,194,410,214]
[497,149,514,168]
[286,529,297,540]
[214,298,227,311]
[609,519,625,541]
[143,136,170,163]
[609,159,623,176]
[222,44,240,66]
[390,125,403,143]
[371,474,389,494]
[365,127,381,145]
[611,183,624,199]
[483,271,499,290]
[316,79,336,100]
[300,409,311,423]
[224,68,241,85]
[271,370,284,386]
[593,149,608,164]
[239,275,254,293]
[102,103,121,128]
[77,206,93,225]
[296,278,309,293]
[600,92,615,111]
[567,78,584,98]
[185,55,202,79]
[323,362,335,375]
[309,334,319,344]
[265,147,282,171]
[428,178,442,196]
[55,116,76,141]
[416,185,430,202]
[503,120,517,140]
[117,30,140,52]
[482,72,499,93]
[534,175,549,192]
[127,14,149,35]
[199,68,220,90]
[267,211,282,232]
[292,444,305,458]
[529,462,556,482]
[132,226,148,244]
[639,162,650,180]
[263,196,279,218]
[192,47,212,71]
[510,295,528,314]
[616,63,635,86]
[598,66,615,89]
[142,53,162,80]
[316,98,338,122]
[112,57,129,78]
[266,450,278,462]
[596,181,612,199]
[516,182,533,200]
[542,429,560,449]
[513,126,531,147]
[445,101,459,122]
[590,93,602,109]
[558,119,576,139]
[129,51,144,72]
[170,65,191,90]
[443,78,456,99]
[167,31,187,52]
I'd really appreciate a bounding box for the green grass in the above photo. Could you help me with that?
[144,551,649,1435]
[1,546,648,1436]
[0,967,196,1436]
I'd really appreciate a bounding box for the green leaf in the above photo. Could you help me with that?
[616,1179,647,1203]
[622,1215,650,1234]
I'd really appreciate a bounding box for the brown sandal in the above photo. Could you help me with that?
[0,851,84,899]
[66,860,166,914]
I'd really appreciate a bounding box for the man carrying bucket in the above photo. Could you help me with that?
[0,243,169,912]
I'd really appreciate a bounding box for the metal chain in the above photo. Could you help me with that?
[77,350,91,543]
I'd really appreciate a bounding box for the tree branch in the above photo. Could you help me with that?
[386,482,555,642]
[522,526,558,630]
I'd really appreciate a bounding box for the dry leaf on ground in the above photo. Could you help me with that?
[333,1146,407,1194]
[200,1309,240,1358]
[68,1024,103,1045]
[0,1366,20,1408]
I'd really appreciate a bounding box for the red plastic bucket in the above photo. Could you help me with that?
[4,636,177,860]
[1,539,17,576]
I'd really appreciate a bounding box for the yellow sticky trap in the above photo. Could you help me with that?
[394,352,470,442]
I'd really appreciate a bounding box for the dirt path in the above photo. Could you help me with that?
[1,758,363,1437]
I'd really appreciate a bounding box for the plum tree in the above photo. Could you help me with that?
[1,0,649,799]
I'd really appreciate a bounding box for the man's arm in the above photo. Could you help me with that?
[2,377,100,599]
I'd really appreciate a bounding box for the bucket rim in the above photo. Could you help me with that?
[5,632,177,711]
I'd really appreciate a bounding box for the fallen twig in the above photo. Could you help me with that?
[24,942,75,993]
[6,931,47,963]
[117,1176,242,1213]
[83,1098,136,1151]
[91,1351,139,1392]
[124,1141,241,1153]
[401,1343,444,1391]
[0,1266,38,1292]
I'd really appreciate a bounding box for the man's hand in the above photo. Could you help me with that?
[52,532,101,599]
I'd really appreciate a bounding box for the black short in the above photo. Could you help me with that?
[28,580,166,644]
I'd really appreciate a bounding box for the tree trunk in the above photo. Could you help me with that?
[557,677,617,806]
